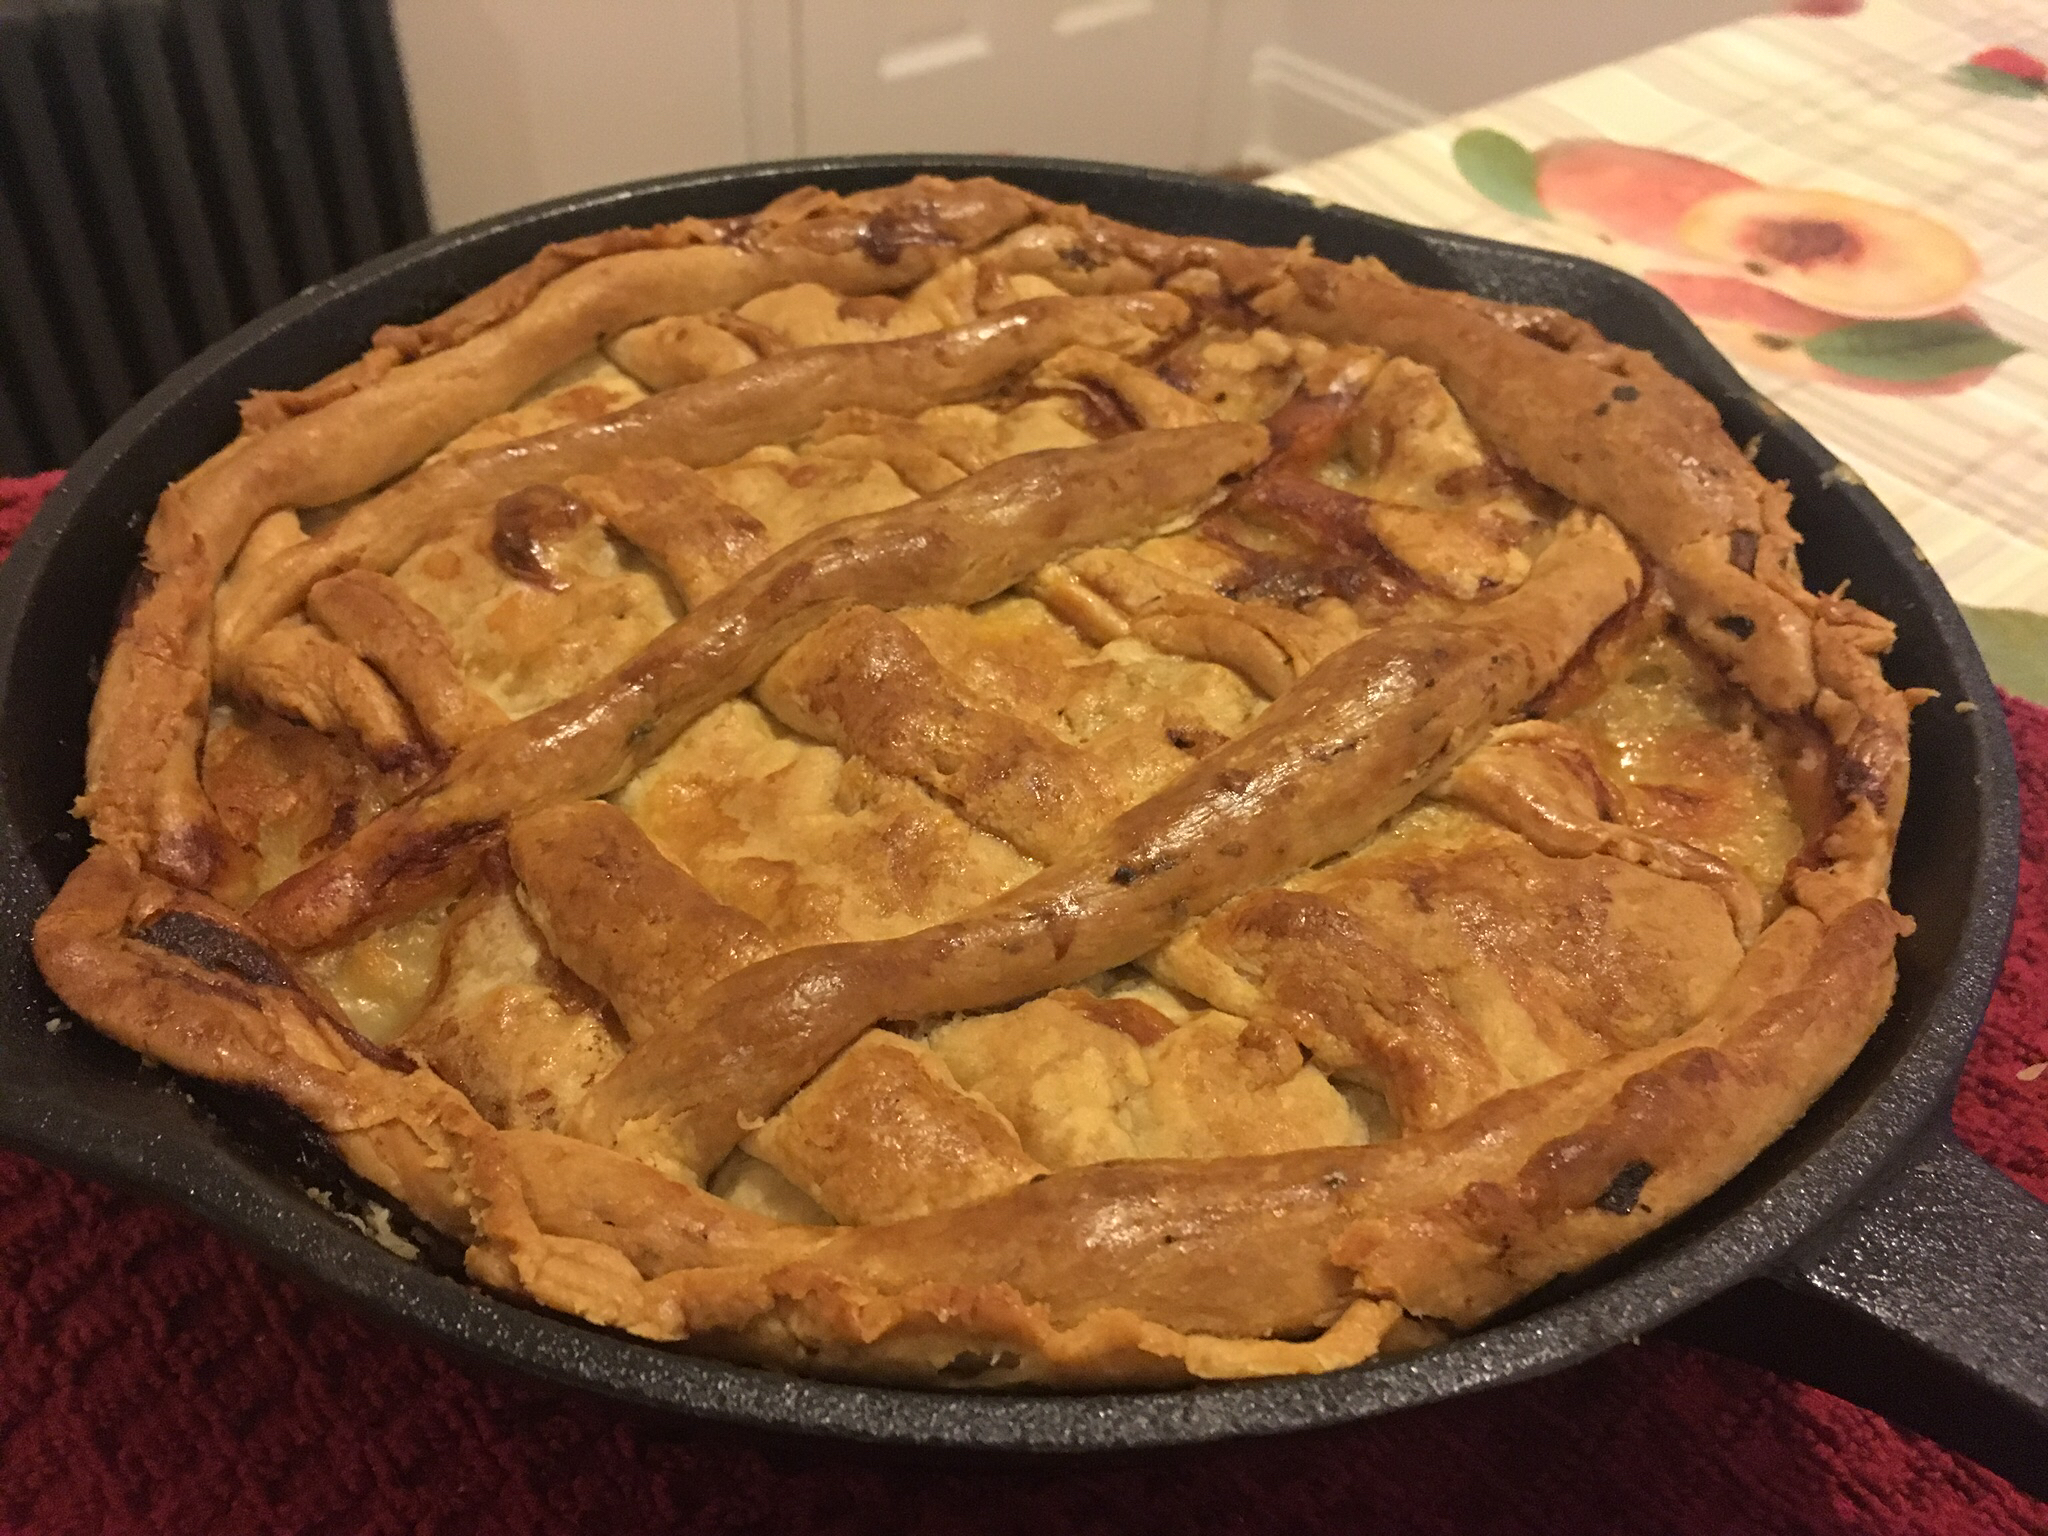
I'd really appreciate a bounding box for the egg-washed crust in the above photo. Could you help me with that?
[36,175,1916,1386]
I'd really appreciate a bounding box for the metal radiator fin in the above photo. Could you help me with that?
[0,0,427,474]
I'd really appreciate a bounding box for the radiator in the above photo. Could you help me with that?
[0,0,428,474]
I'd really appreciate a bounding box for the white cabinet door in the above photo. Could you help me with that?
[394,0,752,229]
[796,0,1219,168]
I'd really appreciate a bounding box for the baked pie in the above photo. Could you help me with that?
[34,175,1917,1386]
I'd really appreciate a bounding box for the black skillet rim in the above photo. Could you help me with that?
[0,154,2020,1452]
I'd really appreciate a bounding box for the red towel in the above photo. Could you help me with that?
[1,472,2042,1535]
[0,470,62,565]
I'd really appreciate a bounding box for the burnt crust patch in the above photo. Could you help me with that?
[138,909,296,988]
[1209,471,1417,607]
[370,818,505,889]
[1728,528,1760,575]
[855,200,959,266]
[490,485,591,590]
[136,906,415,1072]
[1592,1159,1654,1215]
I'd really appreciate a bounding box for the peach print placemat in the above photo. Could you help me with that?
[1270,0,2048,617]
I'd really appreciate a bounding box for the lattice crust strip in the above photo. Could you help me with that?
[35,177,1917,1387]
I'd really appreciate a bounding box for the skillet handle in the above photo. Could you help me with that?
[1661,1126,2048,1499]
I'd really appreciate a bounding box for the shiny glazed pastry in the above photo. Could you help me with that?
[34,176,1917,1386]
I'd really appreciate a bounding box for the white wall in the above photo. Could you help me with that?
[390,0,755,229]
[393,0,1770,231]
[794,0,1217,168]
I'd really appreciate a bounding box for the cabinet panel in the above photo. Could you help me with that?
[797,0,1214,169]
[394,0,750,228]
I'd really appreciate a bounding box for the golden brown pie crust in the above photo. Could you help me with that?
[35,176,1917,1387]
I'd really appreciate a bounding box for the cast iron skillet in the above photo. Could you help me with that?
[1,156,2043,1487]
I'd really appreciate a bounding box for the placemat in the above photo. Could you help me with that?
[2,473,2043,1534]
[1270,0,2048,622]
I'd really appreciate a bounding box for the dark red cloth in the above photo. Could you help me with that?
[0,469,63,564]
[1,471,2042,1535]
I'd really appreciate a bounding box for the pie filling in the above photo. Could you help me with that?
[36,177,1914,1387]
